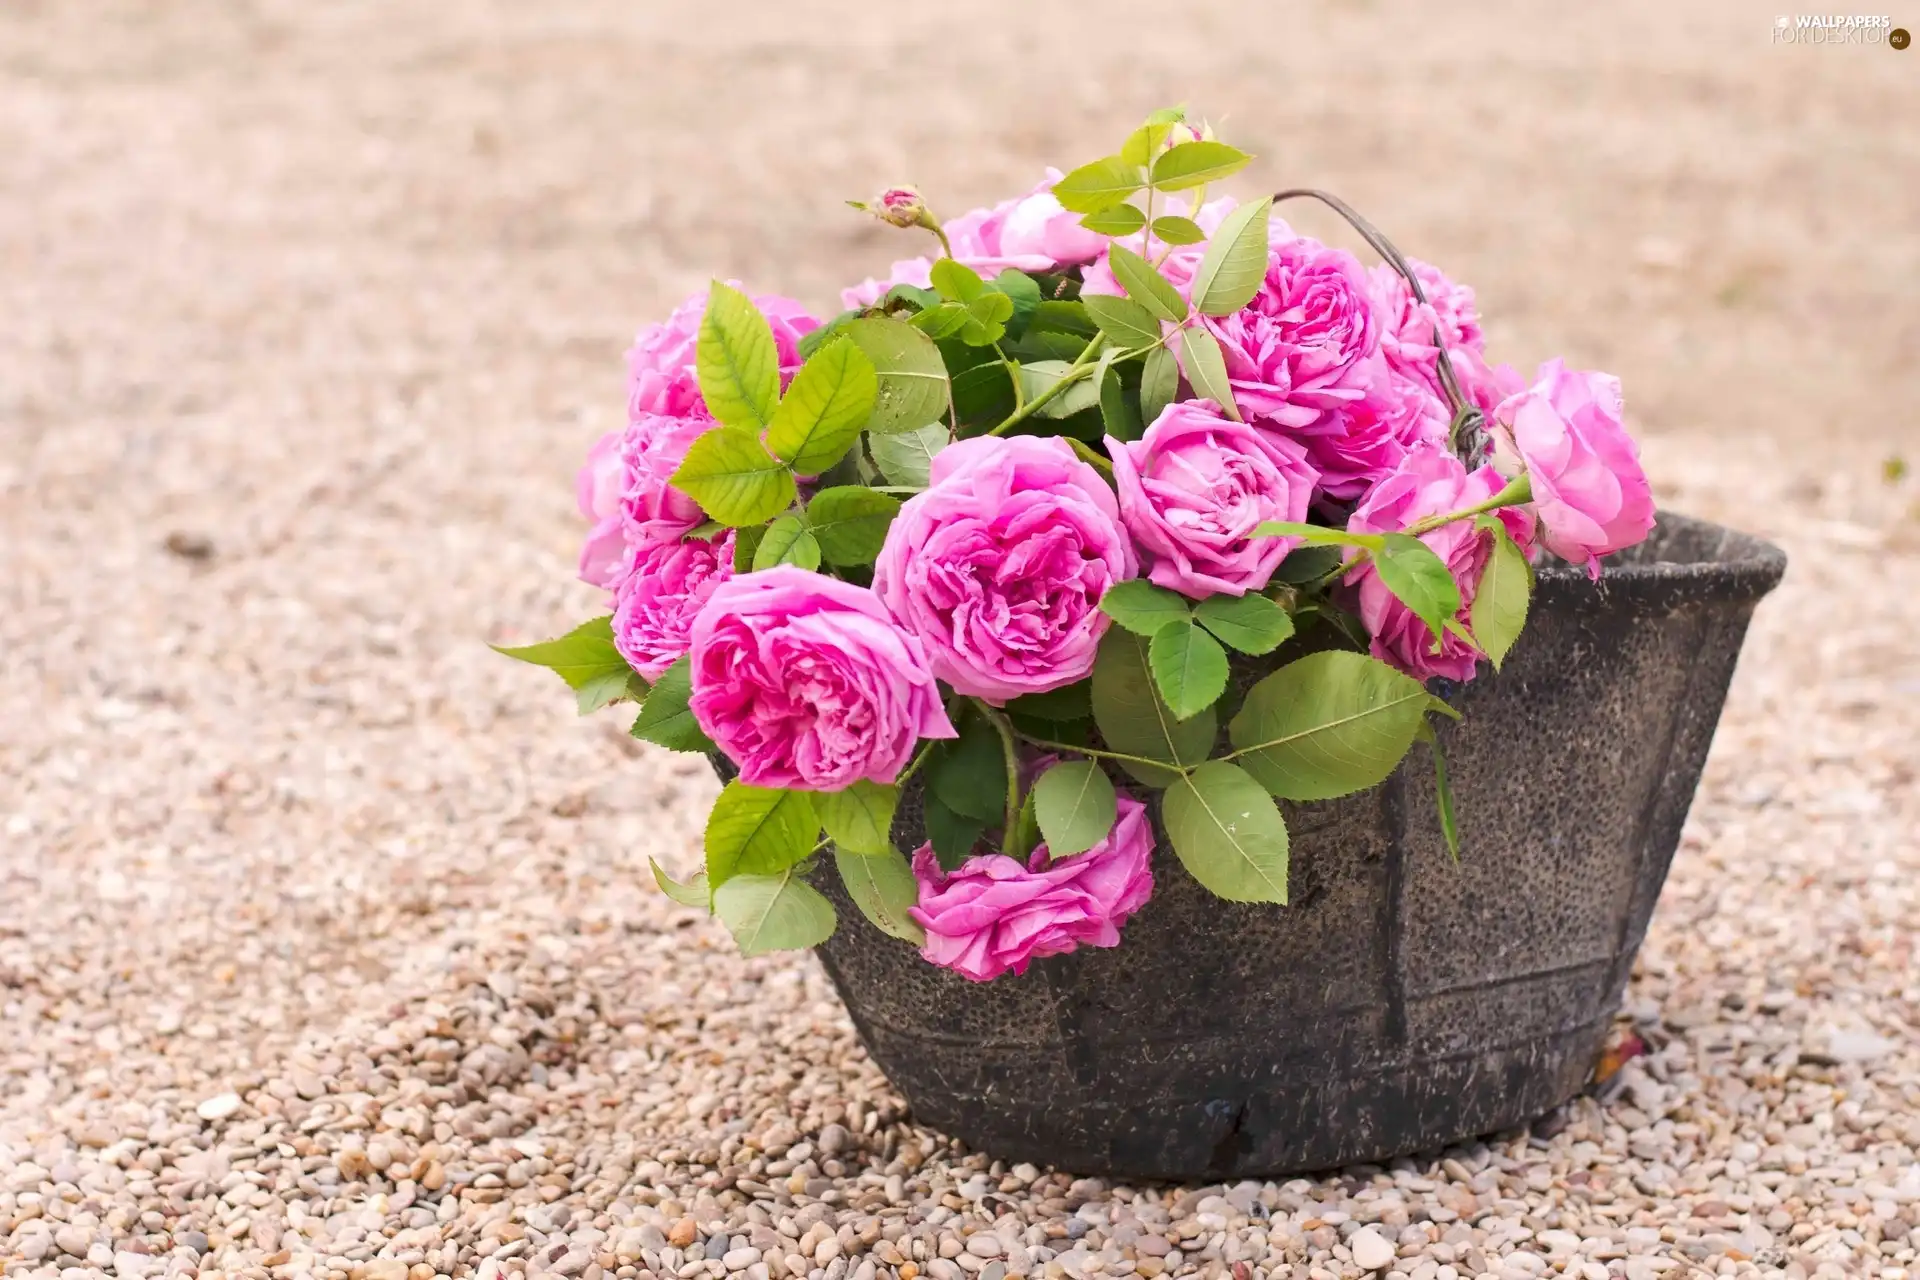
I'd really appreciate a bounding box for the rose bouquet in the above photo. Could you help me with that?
[500,109,1656,983]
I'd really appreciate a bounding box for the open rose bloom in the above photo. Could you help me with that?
[502,108,1657,976]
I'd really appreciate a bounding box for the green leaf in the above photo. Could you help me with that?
[704,782,820,889]
[493,615,629,692]
[1018,360,1102,419]
[671,426,797,527]
[1099,579,1192,636]
[959,291,1014,347]
[798,309,857,361]
[924,792,984,871]
[1032,761,1118,859]
[1064,437,1113,480]
[909,301,971,340]
[1191,197,1274,318]
[629,655,716,753]
[650,858,710,910]
[764,338,878,474]
[1251,520,1380,549]
[573,667,635,716]
[834,847,925,944]
[930,716,1007,823]
[752,513,821,571]
[930,258,987,302]
[1148,620,1229,720]
[1090,628,1216,788]
[1227,651,1430,801]
[1052,155,1144,214]
[713,870,836,956]
[993,270,1043,339]
[1010,712,1090,747]
[879,282,941,312]
[1106,244,1188,322]
[1119,121,1176,167]
[1420,723,1461,862]
[1099,357,1143,443]
[1176,325,1240,421]
[1150,141,1253,192]
[868,422,949,488]
[805,486,901,566]
[1006,681,1092,722]
[1007,785,1041,862]
[843,316,950,435]
[1082,295,1164,350]
[695,281,780,432]
[1194,592,1295,655]
[1080,204,1147,237]
[949,359,1016,425]
[733,524,765,571]
[1027,300,1098,338]
[1150,215,1206,246]
[1272,545,1346,583]
[1469,521,1532,671]
[1139,345,1179,425]
[1375,532,1464,648]
[1163,760,1290,903]
[818,780,899,857]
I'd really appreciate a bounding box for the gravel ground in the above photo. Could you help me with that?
[3,4,1917,1280]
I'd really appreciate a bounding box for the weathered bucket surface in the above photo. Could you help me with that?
[806,513,1787,1179]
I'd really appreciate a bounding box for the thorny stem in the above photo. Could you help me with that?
[972,702,1026,844]
[927,221,955,260]
[1276,476,1534,589]
[1011,732,1192,779]
[996,342,1026,415]
[896,740,937,787]
[1403,474,1533,537]
[1151,183,1209,269]
[987,334,1109,435]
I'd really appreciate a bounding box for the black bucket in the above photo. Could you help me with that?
[802,512,1786,1179]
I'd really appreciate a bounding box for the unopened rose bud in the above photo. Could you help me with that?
[867,186,928,229]
[1166,119,1217,148]
[847,185,953,258]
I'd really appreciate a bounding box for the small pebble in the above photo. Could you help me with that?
[195,1092,243,1122]
[1350,1228,1397,1271]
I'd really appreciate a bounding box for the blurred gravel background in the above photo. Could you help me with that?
[2,3,1917,1280]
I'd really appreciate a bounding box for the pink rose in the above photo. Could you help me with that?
[1491,360,1656,578]
[1345,443,1536,682]
[872,436,1137,704]
[910,793,1155,982]
[1294,366,1451,503]
[1369,259,1484,401]
[1107,399,1320,599]
[575,408,715,589]
[577,429,634,588]
[582,289,817,588]
[1455,346,1526,418]
[1367,260,1520,425]
[841,171,1106,308]
[1201,236,1383,432]
[625,289,817,423]
[688,566,955,790]
[611,533,735,680]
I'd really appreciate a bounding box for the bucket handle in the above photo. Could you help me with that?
[1271,188,1489,468]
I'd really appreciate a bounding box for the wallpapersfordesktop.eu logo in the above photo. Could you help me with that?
[1772,14,1909,45]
